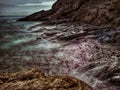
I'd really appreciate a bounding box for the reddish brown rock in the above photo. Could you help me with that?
[0,68,93,90]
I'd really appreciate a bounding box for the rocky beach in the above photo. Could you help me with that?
[0,0,120,90]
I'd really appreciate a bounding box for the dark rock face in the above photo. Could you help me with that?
[18,0,120,27]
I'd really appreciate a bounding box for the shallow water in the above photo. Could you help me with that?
[0,16,59,50]
[0,16,120,90]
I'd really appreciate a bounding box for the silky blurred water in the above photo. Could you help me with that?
[0,16,59,50]
[0,0,57,50]
[0,16,41,49]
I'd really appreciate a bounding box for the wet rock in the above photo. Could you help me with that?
[109,75,120,86]
[85,61,120,86]
[95,29,120,44]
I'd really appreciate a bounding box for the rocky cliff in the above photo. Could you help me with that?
[18,0,120,27]
[0,68,93,90]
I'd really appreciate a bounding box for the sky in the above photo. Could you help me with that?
[0,0,56,16]
[0,0,56,4]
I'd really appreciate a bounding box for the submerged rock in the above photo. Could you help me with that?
[0,68,93,90]
[18,0,120,27]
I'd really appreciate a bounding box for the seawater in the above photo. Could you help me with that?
[0,16,41,50]
[0,16,60,50]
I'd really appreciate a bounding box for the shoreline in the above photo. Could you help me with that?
[0,22,120,90]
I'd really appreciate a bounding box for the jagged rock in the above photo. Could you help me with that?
[18,0,120,27]
[0,68,93,90]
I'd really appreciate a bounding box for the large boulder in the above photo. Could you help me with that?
[18,0,120,27]
[0,68,93,90]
